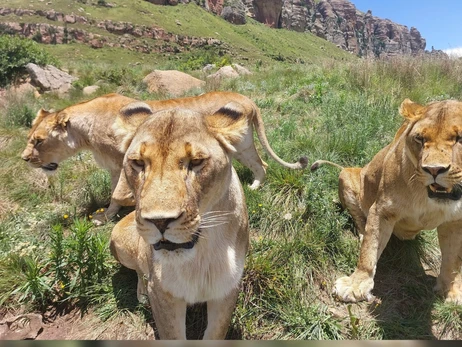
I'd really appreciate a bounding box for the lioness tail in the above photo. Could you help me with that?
[310,160,344,171]
[252,107,308,170]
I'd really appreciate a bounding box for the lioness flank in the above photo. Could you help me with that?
[110,104,249,339]
[21,92,307,224]
[311,98,462,304]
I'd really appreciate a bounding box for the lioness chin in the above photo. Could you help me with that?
[110,105,249,339]
[21,92,307,225]
[312,98,462,304]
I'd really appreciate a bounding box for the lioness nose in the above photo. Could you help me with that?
[146,218,176,234]
[422,165,450,178]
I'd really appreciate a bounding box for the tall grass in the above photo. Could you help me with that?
[1,55,461,339]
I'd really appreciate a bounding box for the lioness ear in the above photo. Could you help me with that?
[120,101,153,117]
[31,108,50,127]
[54,111,70,129]
[206,102,249,153]
[399,99,425,121]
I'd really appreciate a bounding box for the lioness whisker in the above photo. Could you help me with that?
[200,222,228,229]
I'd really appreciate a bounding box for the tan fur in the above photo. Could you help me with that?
[22,92,307,224]
[110,107,249,339]
[312,99,462,304]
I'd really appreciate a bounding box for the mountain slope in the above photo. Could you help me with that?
[1,0,354,68]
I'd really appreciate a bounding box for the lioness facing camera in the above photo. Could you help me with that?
[312,99,462,304]
[110,104,249,339]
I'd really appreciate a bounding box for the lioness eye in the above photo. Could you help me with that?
[188,158,204,170]
[132,159,145,170]
[414,135,424,145]
[35,139,43,146]
[457,136,462,144]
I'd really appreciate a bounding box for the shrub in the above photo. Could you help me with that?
[0,35,59,87]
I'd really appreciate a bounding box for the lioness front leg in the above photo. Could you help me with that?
[334,203,395,302]
[92,170,126,225]
[203,288,239,339]
[435,222,462,304]
[146,283,187,339]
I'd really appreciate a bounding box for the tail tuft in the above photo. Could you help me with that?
[298,156,309,169]
[310,161,321,172]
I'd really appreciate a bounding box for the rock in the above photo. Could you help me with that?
[0,313,43,340]
[221,0,246,25]
[142,70,205,96]
[206,65,240,81]
[26,63,77,94]
[82,85,100,96]
[232,63,251,75]
[202,64,216,72]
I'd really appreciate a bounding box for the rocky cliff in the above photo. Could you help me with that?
[172,0,427,57]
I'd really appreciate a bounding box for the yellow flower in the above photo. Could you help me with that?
[98,208,105,213]
[252,210,256,214]
[258,204,263,207]
[89,215,93,219]
[63,214,69,219]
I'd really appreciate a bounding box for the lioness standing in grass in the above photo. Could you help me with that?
[21,92,307,224]
[110,104,249,339]
[312,99,462,304]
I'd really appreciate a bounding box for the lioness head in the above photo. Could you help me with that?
[401,99,462,200]
[124,104,248,261]
[21,108,74,172]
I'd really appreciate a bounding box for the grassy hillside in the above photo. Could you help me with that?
[1,52,462,339]
[3,0,353,68]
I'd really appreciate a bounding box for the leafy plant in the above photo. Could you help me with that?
[0,35,59,87]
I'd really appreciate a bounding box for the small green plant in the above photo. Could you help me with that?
[0,35,59,87]
[0,92,39,128]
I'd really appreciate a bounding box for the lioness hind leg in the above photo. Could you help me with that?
[435,223,462,304]
[338,168,366,236]
[233,132,267,190]
[203,288,239,339]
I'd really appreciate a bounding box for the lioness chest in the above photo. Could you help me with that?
[152,236,245,304]
[393,198,462,239]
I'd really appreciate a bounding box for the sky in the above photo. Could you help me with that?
[351,0,462,57]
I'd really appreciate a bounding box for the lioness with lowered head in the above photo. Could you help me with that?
[110,104,249,339]
[311,98,462,304]
[21,92,307,224]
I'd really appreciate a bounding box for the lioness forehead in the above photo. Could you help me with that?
[415,100,462,132]
[131,109,212,155]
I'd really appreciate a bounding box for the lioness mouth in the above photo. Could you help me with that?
[41,163,58,171]
[153,231,201,251]
[427,183,462,201]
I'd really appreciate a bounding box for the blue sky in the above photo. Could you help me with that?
[351,0,462,56]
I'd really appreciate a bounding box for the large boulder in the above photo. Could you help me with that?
[221,0,246,24]
[142,70,205,96]
[206,64,251,82]
[26,63,77,94]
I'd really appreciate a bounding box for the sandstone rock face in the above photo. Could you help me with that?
[279,0,426,57]
[26,63,77,94]
[181,0,427,57]
[143,70,205,96]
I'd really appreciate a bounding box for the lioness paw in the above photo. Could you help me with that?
[334,275,374,303]
[445,289,462,304]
